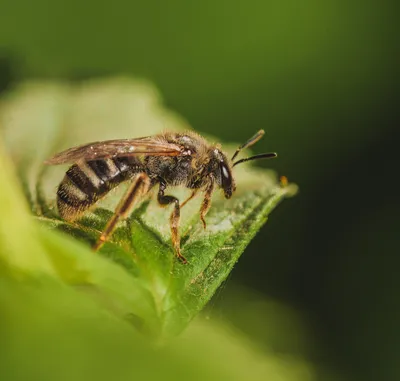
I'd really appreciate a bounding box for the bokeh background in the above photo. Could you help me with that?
[0,1,398,380]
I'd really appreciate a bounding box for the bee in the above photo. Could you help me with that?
[45,130,276,263]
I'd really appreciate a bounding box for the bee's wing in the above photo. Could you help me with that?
[45,137,185,165]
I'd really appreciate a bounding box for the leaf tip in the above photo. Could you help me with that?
[279,175,299,197]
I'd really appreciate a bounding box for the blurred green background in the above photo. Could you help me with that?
[0,1,398,380]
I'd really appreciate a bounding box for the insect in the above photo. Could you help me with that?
[45,130,276,263]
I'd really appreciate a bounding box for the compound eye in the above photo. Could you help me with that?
[220,163,232,188]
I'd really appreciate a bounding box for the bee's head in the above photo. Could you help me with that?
[212,149,236,199]
[214,130,277,199]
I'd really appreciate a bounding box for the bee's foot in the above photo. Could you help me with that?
[177,253,188,264]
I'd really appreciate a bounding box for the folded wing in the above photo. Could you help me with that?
[45,137,185,165]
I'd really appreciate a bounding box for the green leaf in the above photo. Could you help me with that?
[0,276,314,381]
[0,137,160,333]
[0,78,297,336]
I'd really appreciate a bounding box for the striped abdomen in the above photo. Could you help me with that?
[57,157,143,221]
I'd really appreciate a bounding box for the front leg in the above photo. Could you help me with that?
[200,176,215,229]
[157,180,187,264]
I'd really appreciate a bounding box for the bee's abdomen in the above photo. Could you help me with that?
[57,157,142,221]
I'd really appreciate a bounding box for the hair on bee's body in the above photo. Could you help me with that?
[46,130,276,263]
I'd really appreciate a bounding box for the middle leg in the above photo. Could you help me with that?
[181,189,199,208]
[157,180,187,264]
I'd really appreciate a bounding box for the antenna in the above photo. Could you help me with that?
[231,130,265,162]
[233,152,277,167]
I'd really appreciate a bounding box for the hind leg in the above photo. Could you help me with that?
[93,172,150,251]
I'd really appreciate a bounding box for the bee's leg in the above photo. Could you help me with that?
[181,189,198,208]
[199,178,215,230]
[157,181,187,264]
[93,172,150,251]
